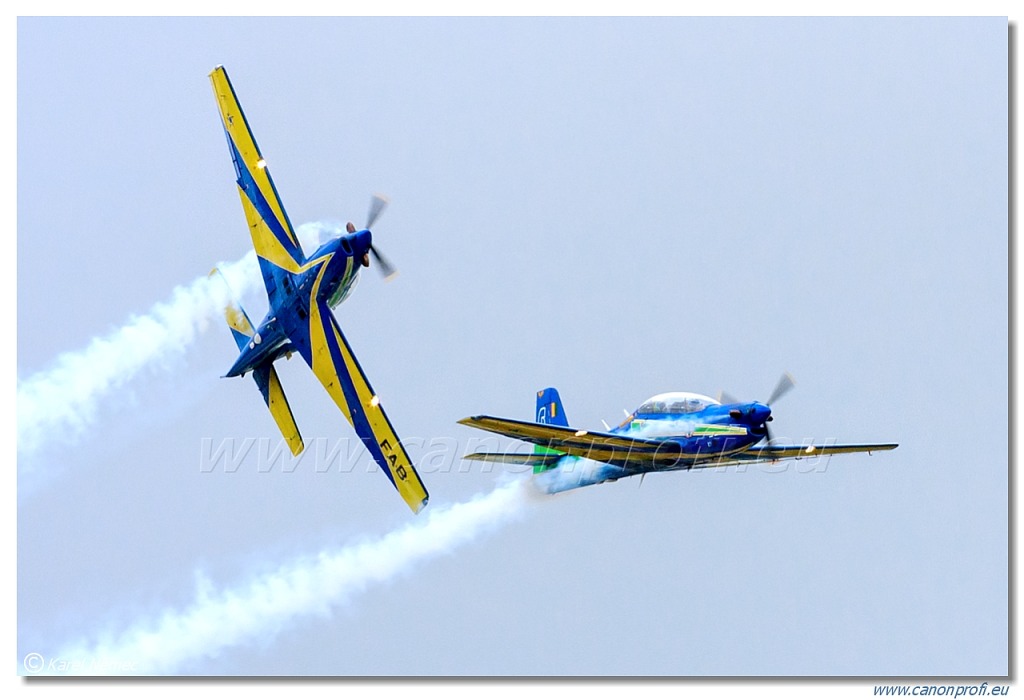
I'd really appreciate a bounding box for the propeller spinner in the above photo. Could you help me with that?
[721,373,796,445]
[341,194,397,280]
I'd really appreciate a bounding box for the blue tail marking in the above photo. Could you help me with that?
[536,387,569,427]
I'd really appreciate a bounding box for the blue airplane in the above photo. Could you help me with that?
[208,66,428,514]
[459,375,896,493]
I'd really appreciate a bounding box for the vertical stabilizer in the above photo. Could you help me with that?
[536,387,568,427]
[533,387,568,472]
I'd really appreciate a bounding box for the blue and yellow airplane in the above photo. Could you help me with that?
[459,376,896,493]
[209,66,428,514]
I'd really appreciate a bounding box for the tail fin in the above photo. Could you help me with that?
[210,268,257,351]
[211,268,304,457]
[533,387,567,472]
[536,387,568,426]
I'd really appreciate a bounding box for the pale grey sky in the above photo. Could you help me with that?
[16,16,1007,680]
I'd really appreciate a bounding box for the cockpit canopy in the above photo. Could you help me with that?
[635,392,720,416]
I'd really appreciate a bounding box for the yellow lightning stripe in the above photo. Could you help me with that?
[237,189,303,274]
[307,258,355,423]
[209,66,298,251]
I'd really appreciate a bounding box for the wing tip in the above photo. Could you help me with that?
[861,443,899,451]
[409,495,429,515]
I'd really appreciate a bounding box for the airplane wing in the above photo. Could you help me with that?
[295,293,429,514]
[461,451,564,468]
[457,415,685,466]
[459,415,897,473]
[697,442,899,467]
[209,66,306,278]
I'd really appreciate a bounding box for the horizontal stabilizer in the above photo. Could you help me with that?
[457,414,679,466]
[252,364,304,456]
[462,452,563,467]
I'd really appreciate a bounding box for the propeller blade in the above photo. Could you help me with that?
[767,372,796,406]
[366,194,389,230]
[717,390,740,405]
[369,245,398,281]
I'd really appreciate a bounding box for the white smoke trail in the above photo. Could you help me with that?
[16,252,258,456]
[16,223,335,457]
[51,478,533,675]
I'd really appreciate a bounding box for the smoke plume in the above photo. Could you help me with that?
[53,478,532,674]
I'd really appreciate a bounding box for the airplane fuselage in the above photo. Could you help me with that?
[611,399,772,463]
[539,397,776,492]
[461,383,895,496]
[224,230,372,378]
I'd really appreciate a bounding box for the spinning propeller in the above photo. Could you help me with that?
[720,372,796,445]
[336,194,398,281]
[760,372,795,444]
[766,372,796,406]
[364,194,398,280]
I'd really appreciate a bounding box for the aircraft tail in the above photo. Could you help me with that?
[533,387,568,472]
[458,389,570,475]
[211,268,304,457]
[208,267,260,353]
[536,387,568,426]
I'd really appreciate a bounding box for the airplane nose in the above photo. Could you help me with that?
[753,403,772,424]
[352,229,372,255]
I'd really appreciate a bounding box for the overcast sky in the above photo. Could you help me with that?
[16,15,1007,683]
